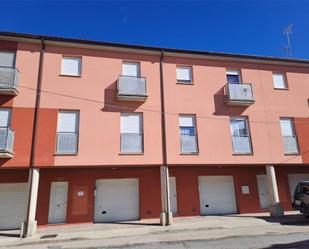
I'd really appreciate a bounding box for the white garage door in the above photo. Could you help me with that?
[0,183,28,230]
[94,178,139,223]
[288,174,309,200]
[199,176,237,215]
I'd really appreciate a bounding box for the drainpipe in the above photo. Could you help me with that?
[22,39,45,237]
[159,50,172,226]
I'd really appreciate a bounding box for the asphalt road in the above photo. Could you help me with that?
[67,232,309,249]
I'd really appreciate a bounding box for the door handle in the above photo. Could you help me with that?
[205,204,209,208]
[102,211,107,214]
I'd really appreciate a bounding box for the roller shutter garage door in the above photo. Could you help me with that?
[288,174,309,199]
[0,183,28,230]
[199,176,237,215]
[94,178,139,223]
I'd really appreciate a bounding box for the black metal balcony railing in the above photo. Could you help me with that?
[0,127,15,155]
[225,83,254,105]
[117,75,147,101]
[56,132,79,154]
[0,67,19,95]
[283,135,299,154]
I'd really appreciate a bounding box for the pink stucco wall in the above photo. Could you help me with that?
[163,56,309,165]
[2,41,309,168]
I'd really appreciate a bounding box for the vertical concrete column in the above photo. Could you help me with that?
[23,168,40,237]
[265,165,284,217]
[160,166,173,226]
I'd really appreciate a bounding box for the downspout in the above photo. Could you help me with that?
[159,50,172,225]
[23,39,45,237]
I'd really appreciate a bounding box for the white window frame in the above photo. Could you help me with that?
[230,117,252,154]
[61,56,82,76]
[122,62,141,77]
[179,114,198,153]
[226,69,242,84]
[0,51,16,68]
[176,66,193,84]
[0,108,11,127]
[56,110,80,154]
[120,113,143,153]
[272,72,288,89]
[280,118,295,137]
[230,117,249,137]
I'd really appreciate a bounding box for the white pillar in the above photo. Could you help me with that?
[160,166,173,226]
[23,168,40,237]
[265,165,284,217]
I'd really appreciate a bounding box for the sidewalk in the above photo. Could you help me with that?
[2,211,309,248]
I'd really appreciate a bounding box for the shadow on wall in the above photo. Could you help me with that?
[0,159,12,167]
[213,86,248,116]
[0,95,14,106]
[101,81,144,113]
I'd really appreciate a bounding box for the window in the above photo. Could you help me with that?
[280,118,299,154]
[122,62,140,77]
[176,66,192,83]
[56,111,79,154]
[226,69,241,84]
[61,57,81,76]
[0,108,13,152]
[120,113,143,153]
[273,73,287,89]
[0,109,11,127]
[179,115,198,153]
[0,51,16,68]
[230,117,252,154]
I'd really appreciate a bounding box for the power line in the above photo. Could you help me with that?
[15,83,309,126]
[13,82,309,125]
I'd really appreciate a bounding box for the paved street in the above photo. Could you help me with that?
[2,212,309,249]
[74,233,309,249]
[80,233,309,249]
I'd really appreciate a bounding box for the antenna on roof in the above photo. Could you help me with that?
[283,24,293,57]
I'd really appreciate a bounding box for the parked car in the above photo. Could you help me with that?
[292,181,309,217]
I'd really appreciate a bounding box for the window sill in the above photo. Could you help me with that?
[232,153,253,156]
[119,152,144,155]
[59,74,81,78]
[273,87,289,90]
[176,81,194,85]
[284,153,300,156]
[54,153,78,156]
[180,152,199,155]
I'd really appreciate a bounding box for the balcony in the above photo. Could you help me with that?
[0,127,15,158]
[232,136,252,154]
[283,136,299,154]
[56,132,78,154]
[225,83,254,106]
[117,75,147,101]
[0,67,19,96]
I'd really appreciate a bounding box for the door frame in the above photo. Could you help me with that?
[48,181,69,224]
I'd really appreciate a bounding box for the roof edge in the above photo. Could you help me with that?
[1,31,309,66]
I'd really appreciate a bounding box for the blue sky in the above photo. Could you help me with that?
[1,1,309,59]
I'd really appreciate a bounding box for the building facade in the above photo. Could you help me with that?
[0,32,308,235]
